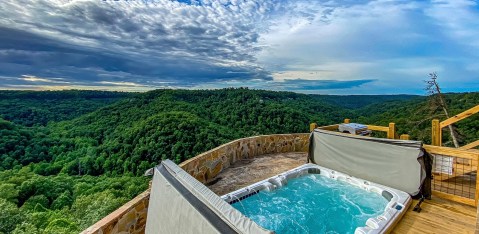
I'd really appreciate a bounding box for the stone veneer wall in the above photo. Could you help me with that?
[81,189,150,234]
[82,133,310,234]
[179,133,310,183]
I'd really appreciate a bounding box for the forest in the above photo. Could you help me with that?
[0,89,478,233]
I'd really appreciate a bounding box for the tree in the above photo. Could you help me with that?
[0,183,19,203]
[0,198,24,233]
[71,190,128,230]
[51,191,73,210]
[43,218,78,234]
[425,72,460,147]
[12,222,40,234]
[22,195,49,210]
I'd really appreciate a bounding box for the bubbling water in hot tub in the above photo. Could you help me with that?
[231,174,389,234]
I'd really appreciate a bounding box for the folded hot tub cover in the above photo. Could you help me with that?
[309,129,431,196]
[145,160,273,234]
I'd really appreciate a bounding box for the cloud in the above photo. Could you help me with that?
[0,0,275,85]
[0,84,151,92]
[97,81,145,87]
[20,75,70,83]
[255,0,479,93]
[191,77,376,92]
[272,79,376,91]
[426,0,479,49]
[0,0,478,94]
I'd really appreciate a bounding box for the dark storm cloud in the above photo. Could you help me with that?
[0,0,275,89]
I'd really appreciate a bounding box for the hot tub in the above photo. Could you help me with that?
[221,163,411,234]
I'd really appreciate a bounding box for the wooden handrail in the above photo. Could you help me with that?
[460,140,479,150]
[366,123,397,139]
[366,125,389,132]
[316,124,339,131]
[440,105,479,128]
[322,119,397,139]
[432,105,479,147]
[313,120,397,139]
[423,144,479,160]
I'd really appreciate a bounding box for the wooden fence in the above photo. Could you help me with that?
[428,105,479,206]
[431,105,479,148]
[424,145,479,206]
[310,119,409,140]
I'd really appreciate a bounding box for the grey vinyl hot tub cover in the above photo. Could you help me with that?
[309,130,426,196]
[145,159,273,234]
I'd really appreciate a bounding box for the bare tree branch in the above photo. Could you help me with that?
[424,72,460,147]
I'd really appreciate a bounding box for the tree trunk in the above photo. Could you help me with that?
[446,121,460,148]
[435,82,460,148]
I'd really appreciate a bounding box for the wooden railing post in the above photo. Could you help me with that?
[476,160,479,206]
[387,123,396,139]
[476,205,479,233]
[400,134,410,140]
[344,119,350,124]
[310,123,318,132]
[432,119,442,146]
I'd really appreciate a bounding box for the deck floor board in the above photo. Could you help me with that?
[393,197,476,233]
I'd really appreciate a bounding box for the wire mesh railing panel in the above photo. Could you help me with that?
[431,153,477,199]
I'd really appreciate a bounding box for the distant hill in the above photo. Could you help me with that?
[0,90,133,126]
[312,94,420,109]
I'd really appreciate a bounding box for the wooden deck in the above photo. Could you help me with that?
[393,196,476,233]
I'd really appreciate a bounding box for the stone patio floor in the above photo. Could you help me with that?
[207,152,307,195]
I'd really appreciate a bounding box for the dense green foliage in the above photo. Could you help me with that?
[0,88,478,233]
[0,168,148,234]
[311,94,418,109]
[2,89,352,175]
[0,90,132,127]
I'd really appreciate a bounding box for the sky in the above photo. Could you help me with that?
[0,0,478,94]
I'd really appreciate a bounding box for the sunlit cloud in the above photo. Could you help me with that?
[20,75,70,83]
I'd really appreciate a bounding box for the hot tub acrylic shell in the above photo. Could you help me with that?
[221,163,411,234]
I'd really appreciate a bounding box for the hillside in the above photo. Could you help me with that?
[23,88,352,176]
[311,94,419,109]
[0,90,133,127]
[0,89,478,233]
